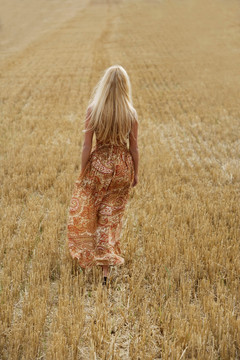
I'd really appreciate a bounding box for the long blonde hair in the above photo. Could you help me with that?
[83,65,138,145]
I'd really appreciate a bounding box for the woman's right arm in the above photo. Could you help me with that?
[129,115,139,187]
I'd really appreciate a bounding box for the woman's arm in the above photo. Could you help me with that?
[81,107,94,174]
[129,116,139,187]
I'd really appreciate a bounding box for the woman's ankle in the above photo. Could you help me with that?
[102,265,109,277]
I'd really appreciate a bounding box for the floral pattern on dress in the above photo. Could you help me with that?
[67,141,134,268]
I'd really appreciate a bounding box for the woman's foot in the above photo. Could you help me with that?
[102,276,107,285]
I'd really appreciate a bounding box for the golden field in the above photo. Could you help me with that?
[0,0,240,359]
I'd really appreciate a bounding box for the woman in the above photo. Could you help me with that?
[67,64,139,285]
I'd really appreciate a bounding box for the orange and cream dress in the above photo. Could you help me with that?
[67,138,134,268]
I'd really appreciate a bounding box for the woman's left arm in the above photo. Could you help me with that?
[81,107,94,174]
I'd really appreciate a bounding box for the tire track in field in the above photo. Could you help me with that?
[0,4,113,357]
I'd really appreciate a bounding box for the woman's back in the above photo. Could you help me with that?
[92,106,138,150]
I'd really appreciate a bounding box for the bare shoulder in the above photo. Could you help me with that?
[84,105,93,128]
[129,107,137,121]
[86,104,93,119]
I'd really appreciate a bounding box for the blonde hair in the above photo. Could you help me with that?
[83,65,138,145]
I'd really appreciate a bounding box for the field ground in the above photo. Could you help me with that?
[0,0,240,359]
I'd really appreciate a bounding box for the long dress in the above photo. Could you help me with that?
[67,137,134,269]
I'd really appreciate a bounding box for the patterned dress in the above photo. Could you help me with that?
[67,138,134,269]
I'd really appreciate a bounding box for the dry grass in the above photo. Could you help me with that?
[0,0,240,359]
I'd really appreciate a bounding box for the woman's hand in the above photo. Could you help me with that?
[132,174,138,187]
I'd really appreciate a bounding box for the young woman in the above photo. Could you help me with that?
[67,65,139,285]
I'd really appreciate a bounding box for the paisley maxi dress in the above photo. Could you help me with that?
[67,138,134,269]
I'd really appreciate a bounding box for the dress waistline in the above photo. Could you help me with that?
[94,143,128,150]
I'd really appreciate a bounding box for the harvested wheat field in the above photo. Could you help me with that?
[0,0,240,358]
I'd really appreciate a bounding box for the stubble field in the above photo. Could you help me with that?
[0,0,240,359]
